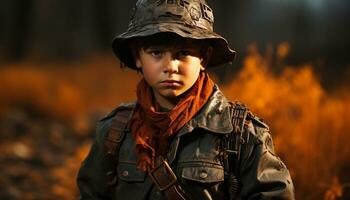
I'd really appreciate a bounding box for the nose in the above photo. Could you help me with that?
[163,52,179,74]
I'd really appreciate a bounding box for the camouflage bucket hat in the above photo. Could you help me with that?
[112,0,236,69]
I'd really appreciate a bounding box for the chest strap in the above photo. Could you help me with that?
[225,102,248,199]
[149,156,192,200]
[104,108,133,186]
[105,110,191,199]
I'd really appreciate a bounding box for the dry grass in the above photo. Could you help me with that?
[0,48,349,199]
[222,44,350,199]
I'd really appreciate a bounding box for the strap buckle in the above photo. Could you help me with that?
[148,157,177,191]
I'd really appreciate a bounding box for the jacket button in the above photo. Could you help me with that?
[200,171,208,179]
[122,170,129,177]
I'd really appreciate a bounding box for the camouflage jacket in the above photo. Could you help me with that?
[77,85,295,199]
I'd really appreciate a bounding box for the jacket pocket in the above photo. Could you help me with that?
[180,162,224,183]
[117,162,146,182]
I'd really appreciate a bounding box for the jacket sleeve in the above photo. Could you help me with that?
[237,120,295,200]
[77,118,114,200]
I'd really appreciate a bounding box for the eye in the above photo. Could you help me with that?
[148,49,164,58]
[151,50,163,57]
[177,50,191,57]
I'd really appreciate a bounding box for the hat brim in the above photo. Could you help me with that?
[112,22,236,69]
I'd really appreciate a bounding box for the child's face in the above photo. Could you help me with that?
[135,43,205,104]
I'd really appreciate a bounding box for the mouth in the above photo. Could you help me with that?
[159,80,182,87]
[160,80,181,83]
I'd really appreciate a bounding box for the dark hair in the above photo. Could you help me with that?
[123,32,213,70]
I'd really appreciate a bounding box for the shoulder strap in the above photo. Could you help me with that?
[224,102,248,199]
[103,107,134,186]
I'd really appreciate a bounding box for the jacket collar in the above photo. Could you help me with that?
[177,85,233,137]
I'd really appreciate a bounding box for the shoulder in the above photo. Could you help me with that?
[230,101,268,128]
[230,101,271,143]
[95,101,136,144]
[99,101,136,122]
[242,107,276,155]
[246,111,269,130]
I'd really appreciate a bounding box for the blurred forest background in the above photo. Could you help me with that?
[0,0,349,199]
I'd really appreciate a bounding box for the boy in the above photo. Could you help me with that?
[77,0,295,199]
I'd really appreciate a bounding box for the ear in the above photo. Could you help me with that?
[135,58,142,69]
[200,63,205,71]
[200,46,213,68]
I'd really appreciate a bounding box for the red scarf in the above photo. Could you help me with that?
[129,72,215,171]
